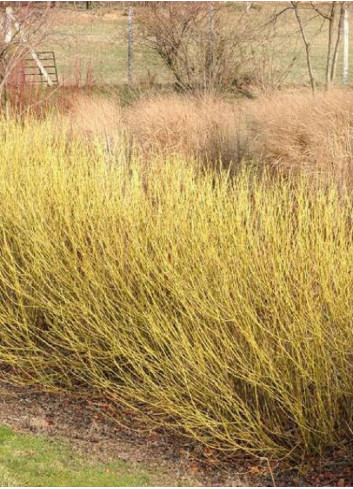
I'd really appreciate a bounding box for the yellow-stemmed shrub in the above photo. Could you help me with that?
[0,116,353,458]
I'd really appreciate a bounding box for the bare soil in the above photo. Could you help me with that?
[0,383,245,486]
[0,383,352,487]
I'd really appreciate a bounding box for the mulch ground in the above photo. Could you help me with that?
[0,382,352,487]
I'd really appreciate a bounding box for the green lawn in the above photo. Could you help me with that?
[0,425,186,487]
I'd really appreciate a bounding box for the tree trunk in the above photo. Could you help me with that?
[292,2,316,95]
[330,2,345,84]
[325,3,336,90]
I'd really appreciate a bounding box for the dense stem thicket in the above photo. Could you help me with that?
[0,118,353,457]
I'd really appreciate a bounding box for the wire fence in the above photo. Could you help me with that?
[0,2,351,90]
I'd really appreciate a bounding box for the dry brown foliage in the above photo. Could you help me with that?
[249,89,353,184]
[126,89,353,185]
[126,93,247,166]
[66,93,122,139]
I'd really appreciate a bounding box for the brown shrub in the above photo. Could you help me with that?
[126,89,353,186]
[126,93,248,167]
[248,90,353,185]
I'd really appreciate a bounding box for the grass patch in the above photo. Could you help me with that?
[0,426,153,487]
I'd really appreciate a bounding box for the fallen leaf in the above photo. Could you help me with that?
[249,466,261,476]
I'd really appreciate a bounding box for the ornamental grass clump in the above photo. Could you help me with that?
[0,117,353,458]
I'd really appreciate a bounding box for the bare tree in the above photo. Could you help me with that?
[139,2,301,95]
[290,1,346,93]
[291,2,316,94]
[310,1,345,90]
[138,2,263,93]
[0,3,50,101]
[138,2,206,90]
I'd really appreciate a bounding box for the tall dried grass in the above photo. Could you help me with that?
[66,93,122,140]
[9,87,353,185]
[0,116,353,458]
[126,90,353,185]
[126,94,248,166]
[249,90,353,185]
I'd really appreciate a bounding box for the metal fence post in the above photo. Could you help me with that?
[128,6,133,87]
